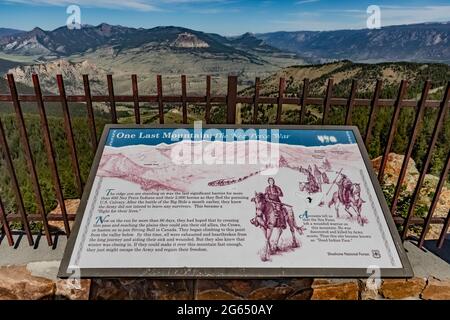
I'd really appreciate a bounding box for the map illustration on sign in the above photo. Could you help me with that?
[59,125,412,278]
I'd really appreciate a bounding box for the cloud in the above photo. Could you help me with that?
[2,0,232,11]
[191,7,239,14]
[3,0,158,11]
[275,5,450,31]
[376,5,450,26]
[322,5,450,26]
[296,0,319,5]
[160,0,229,3]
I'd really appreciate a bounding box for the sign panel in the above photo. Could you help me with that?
[59,125,412,278]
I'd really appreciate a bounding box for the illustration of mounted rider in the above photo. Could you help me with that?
[327,170,367,226]
[250,177,305,261]
[299,165,329,194]
[264,177,288,229]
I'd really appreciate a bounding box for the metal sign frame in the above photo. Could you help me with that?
[59,124,413,279]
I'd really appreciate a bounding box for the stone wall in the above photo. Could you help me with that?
[0,264,90,300]
[87,276,450,300]
[1,266,449,300]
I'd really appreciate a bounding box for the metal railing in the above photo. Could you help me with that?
[0,74,449,249]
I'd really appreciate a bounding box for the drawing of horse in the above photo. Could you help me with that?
[328,181,366,226]
[250,192,305,261]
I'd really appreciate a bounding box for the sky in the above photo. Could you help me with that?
[1,0,450,35]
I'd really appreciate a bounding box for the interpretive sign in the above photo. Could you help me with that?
[59,124,412,278]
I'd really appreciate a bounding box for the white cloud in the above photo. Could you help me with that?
[3,0,158,11]
[274,5,450,31]
[191,7,239,14]
[296,0,319,5]
[376,5,450,26]
[2,0,232,11]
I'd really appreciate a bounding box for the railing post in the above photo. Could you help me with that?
[157,75,164,124]
[276,78,285,124]
[391,81,431,214]
[0,117,33,245]
[419,150,450,247]
[227,75,238,124]
[0,193,14,246]
[402,82,450,240]
[345,80,358,125]
[8,74,53,246]
[253,77,260,124]
[322,78,334,125]
[365,80,382,146]
[299,78,309,125]
[83,75,98,151]
[57,74,83,198]
[378,80,408,183]
[33,74,70,236]
[107,75,118,124]
[438,210,450,248]
[181,75,188,124]
[131,75,140,124]
[205,75,211,124]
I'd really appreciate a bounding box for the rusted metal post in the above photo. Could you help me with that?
[0,117,33,245]
[157,75,164,124]
[181,75,188,124]
[0,195,14,246]
[253,77,260,124]
[438,211,450,248]
[57,74,83,197]
[391,81,431,214]
[365,80,383,146]
[83,75,98,151]
[418,151,450,247]
[107,75,118,124]
[378,80,408,183]
[402,82,450,240]
[33,74,70,236]
[276,78,285,124]
[345,80,358,125]
[299,78,309,124]
[7,74,53,246]
[227,75,238,124]
[322,78,334,125]
[131,75,140,124]
[205,76,211,124]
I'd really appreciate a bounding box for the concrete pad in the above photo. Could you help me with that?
[423,236,450,264]
[405,240,450,280]
[27,260,61,281]
[0,234,67,267]
[0,234,448,282]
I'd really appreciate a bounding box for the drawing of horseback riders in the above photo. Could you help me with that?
[250,178,305,261]
[264,177,287,229]
[314,164,323,187]
[327,170,366,226]
[322,171,330,184]
[299,166,321,194]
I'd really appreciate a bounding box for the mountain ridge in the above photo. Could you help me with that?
[0,24,285,60]
[0,28,24,37]
[256,22,450,64]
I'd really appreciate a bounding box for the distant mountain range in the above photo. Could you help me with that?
[3,22,450,64]
[0,24,286,59]
[0,28,23,37]
[0,24,304,94]
[256,22,450,64]
[2,22,450,96]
